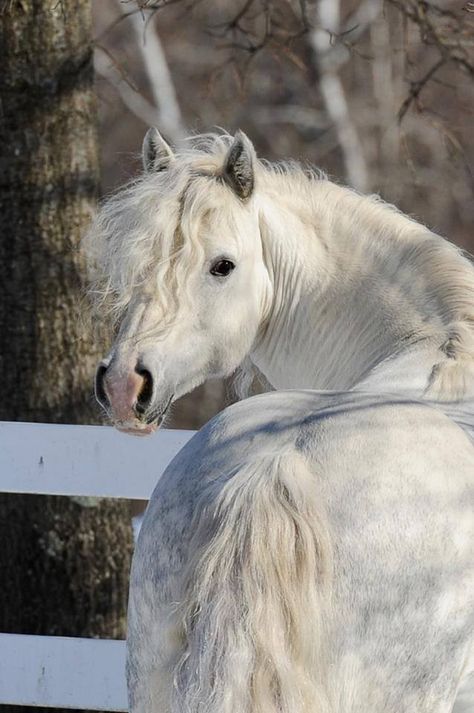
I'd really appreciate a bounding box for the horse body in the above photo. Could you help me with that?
[128,390,474,713]
[85,131,474,711]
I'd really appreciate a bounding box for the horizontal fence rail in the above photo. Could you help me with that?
[0,634,127,711]
[0,421,196,709]
[0,421,194,499]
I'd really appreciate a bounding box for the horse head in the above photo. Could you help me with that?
[86,130,272,434]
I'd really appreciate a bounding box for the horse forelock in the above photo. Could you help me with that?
[83,131,283,329]
[83,138,230,328]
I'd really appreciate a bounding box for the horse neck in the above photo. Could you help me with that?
[251,174,474,397]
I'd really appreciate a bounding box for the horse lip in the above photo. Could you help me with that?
[116,422,158,437]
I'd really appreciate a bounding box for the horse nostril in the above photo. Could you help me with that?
[95,364,109,408]
[135,367,154,415]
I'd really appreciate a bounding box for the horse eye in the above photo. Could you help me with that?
[209,259,236,277]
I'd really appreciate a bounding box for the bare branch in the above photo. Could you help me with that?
[385,0,474,121]
[387,0,474,75]
[94,46,161,127]
[310,0,371,191]
[397,57,446,121]
[116,0,187,144]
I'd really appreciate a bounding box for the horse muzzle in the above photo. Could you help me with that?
[95,359,171,434]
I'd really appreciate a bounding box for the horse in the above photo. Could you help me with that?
[85,131,474,712]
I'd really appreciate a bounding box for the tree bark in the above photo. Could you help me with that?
[0,2,133,710]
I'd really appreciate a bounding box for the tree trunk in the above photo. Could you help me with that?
[0,2,133,710]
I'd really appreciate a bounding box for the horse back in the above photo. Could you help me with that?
[129,393,474,713]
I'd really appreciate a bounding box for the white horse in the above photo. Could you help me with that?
[85,131,474,712]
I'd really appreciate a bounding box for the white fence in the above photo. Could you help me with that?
[0,421,194,710]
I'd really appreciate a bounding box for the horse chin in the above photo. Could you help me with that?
[115,420,159,437]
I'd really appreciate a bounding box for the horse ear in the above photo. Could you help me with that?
[223,130,255,200]
[142,128,175,173]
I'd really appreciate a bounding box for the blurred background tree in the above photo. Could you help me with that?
[0,4,132,713]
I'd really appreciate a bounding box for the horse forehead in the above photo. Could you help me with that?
[181,167,258,219]
[133,167,255,254]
